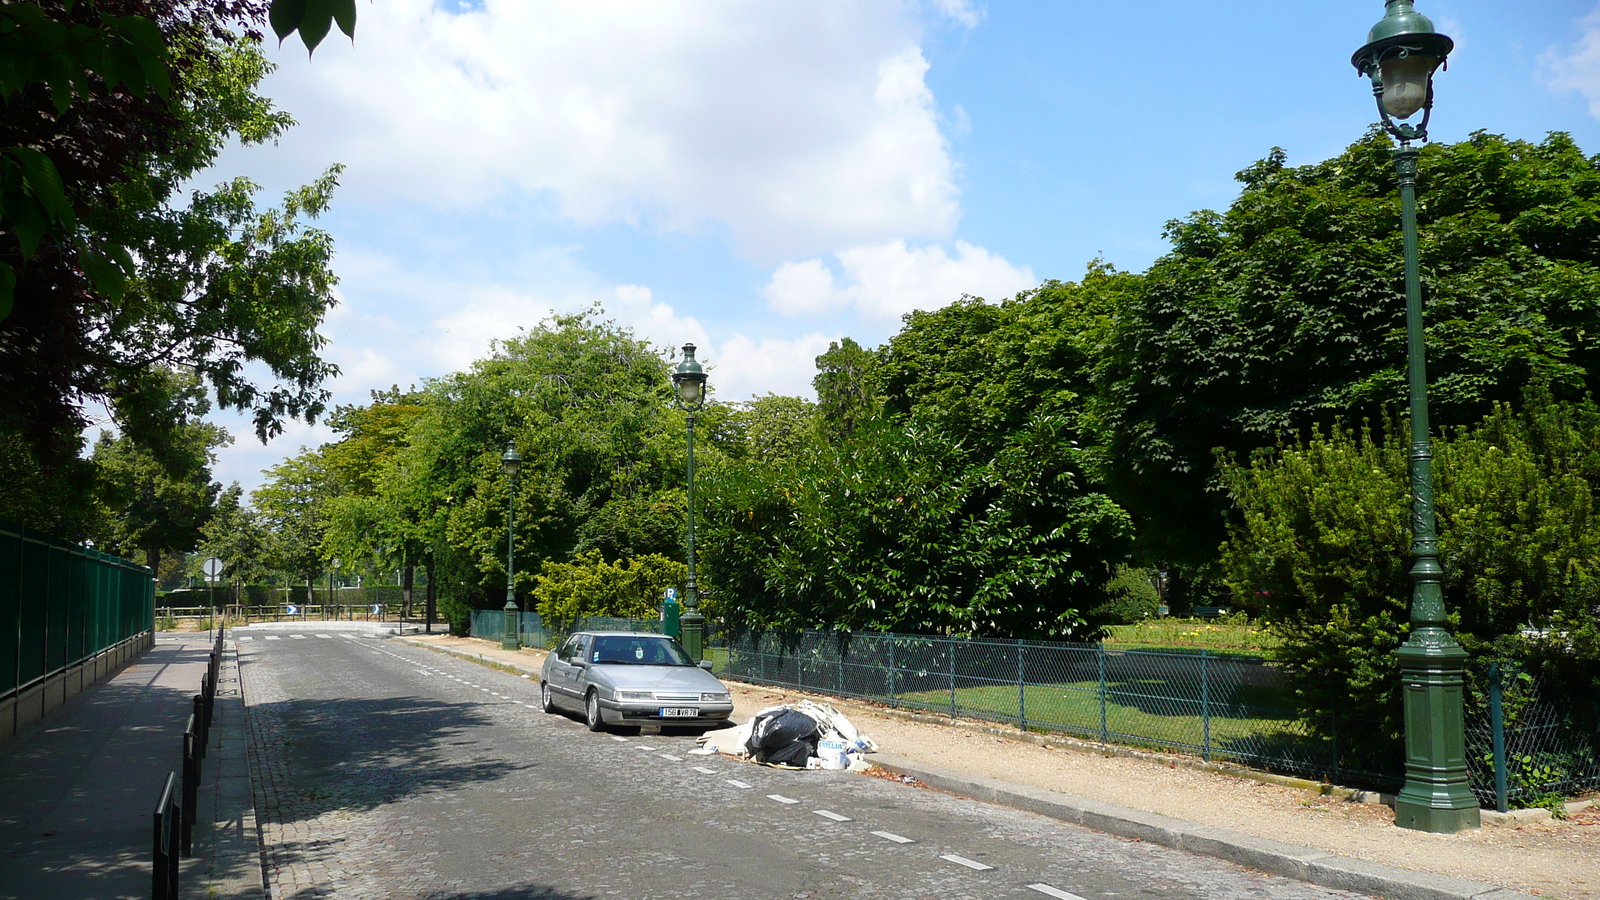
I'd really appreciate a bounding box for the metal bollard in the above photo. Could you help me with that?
[182,718,198,856]
[193,693,207,760]
[153,772,180,900]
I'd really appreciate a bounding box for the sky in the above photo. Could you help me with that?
[199,0,1600,495]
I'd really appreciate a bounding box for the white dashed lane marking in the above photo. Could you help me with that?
[1026,885,1088,900]
[940,855,993,871]
[265,636,281,641]
[291,634,307,639]
[609,736,629,742]
[237,637,253,641]
[813,810,851,822]
[316,634,332,639]
[692,766,716,774]
[727,780,752,789]
[767,794,799,805]
[658,753,683,761]
[871,830,914,844]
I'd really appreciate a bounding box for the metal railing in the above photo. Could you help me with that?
[156,620,225,896]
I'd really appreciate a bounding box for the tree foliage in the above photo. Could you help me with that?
[1099,131,1600,570]
[2,3,341,535]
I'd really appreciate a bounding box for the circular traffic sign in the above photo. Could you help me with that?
[202,557,223,578]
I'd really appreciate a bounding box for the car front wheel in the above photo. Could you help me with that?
[540,682,556,714]
[585,690,605,732]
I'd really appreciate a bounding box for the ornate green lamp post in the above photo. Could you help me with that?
[501,444,522,651]
[671,343,709,660]
[1352,0,1479,833]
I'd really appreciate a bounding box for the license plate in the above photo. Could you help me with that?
[660,707,698,718]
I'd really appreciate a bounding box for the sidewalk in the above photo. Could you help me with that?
[397,633,1593,900]
[0,631,263,900]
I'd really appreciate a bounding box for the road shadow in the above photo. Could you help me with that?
[278,882,596,900]
[246,691,526,824]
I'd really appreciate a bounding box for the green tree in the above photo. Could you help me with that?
[2,14,342,532]
[201,484,273,586]
[89,368,229,574]
[1099,131,1600,572]
[252,447,334,590]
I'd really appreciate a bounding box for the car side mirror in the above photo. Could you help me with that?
[698,660,713,671]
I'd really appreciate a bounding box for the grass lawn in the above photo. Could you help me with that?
[891,677,1321,763]
[1105,618,1281,659]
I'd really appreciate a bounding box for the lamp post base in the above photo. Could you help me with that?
[502,599,521,651]
[1394,628,1480,833]
[680,610,704,661]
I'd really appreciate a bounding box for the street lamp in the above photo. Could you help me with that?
[671,343,709,660]
[501,444,522,651]
[1351,0,1478,833]
[330,557,341,621]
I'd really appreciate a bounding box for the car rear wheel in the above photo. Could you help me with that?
[585,690,605,732]
[540,682,556,713]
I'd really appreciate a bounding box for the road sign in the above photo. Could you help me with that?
[202,557,223,580]
[664,587,677,601]
[287,604,298,616]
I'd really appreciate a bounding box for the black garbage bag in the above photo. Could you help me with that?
[748,708,820,767]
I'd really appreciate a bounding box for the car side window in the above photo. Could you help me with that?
[574,635,592,663]
[557,636,579,662]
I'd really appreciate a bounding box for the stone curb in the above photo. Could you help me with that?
[869,756,1539,900]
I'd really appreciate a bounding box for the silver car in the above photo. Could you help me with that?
[539,631,734,732]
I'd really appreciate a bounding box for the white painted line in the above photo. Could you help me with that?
[633,746,657,751]
[264,636,281,641]
[1026,885,1087,900]
[609,736,629,742]
[692,766,716,774]
[871,830,914,844]
[727,780,752,789]
[813,810,851,822]
[940,855,993,871]
[658,753,683,761]
[316,634,332,639]
[291,634,307,639]
[236,637,254,641]
[767,794,800,804]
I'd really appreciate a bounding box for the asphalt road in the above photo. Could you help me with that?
[237,624,1372,900]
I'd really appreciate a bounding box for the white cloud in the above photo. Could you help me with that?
[763,240,1036,320]
[250,0,963,260]
[1544,6,1600,118]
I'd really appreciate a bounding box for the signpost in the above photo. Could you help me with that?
[662,587,681,640]
[202,557,223,638]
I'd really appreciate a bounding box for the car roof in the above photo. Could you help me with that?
[575,631,671,639]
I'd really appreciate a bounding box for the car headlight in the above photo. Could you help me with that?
[618,690,655,701]
[701,692,730,702]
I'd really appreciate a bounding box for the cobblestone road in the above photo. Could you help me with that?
[238,625,1375,900]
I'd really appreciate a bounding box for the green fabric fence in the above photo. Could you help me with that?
[0,519,155,702]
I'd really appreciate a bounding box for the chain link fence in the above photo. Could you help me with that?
[1465,661,1600,811]
[714,630,1395,785]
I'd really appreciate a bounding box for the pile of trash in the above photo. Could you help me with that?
[692,700,878,770]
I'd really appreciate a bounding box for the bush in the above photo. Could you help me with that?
[532,550,688,625]
[1219,392,1600,772]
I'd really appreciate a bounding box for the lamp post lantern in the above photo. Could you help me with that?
[1351,0,1478,833]
[671,343,709,660]
[501,444,522,651]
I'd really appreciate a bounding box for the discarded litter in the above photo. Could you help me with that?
[696,700,878,771]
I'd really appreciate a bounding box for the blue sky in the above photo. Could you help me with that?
[203,0,1600,494]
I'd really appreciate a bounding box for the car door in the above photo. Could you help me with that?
[549,635,583,706]
[569,634,594,699]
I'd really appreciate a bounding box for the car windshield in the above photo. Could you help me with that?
[589,636,695,666]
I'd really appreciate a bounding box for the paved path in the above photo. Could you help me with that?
[239,624,1372,900]
[0,634,211,899]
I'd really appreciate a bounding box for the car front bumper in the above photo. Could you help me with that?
[600,699,735,726]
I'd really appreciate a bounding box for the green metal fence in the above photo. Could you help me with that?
[468,610,671,649]
[1465,661,1599,811]
[0,519,155,702]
